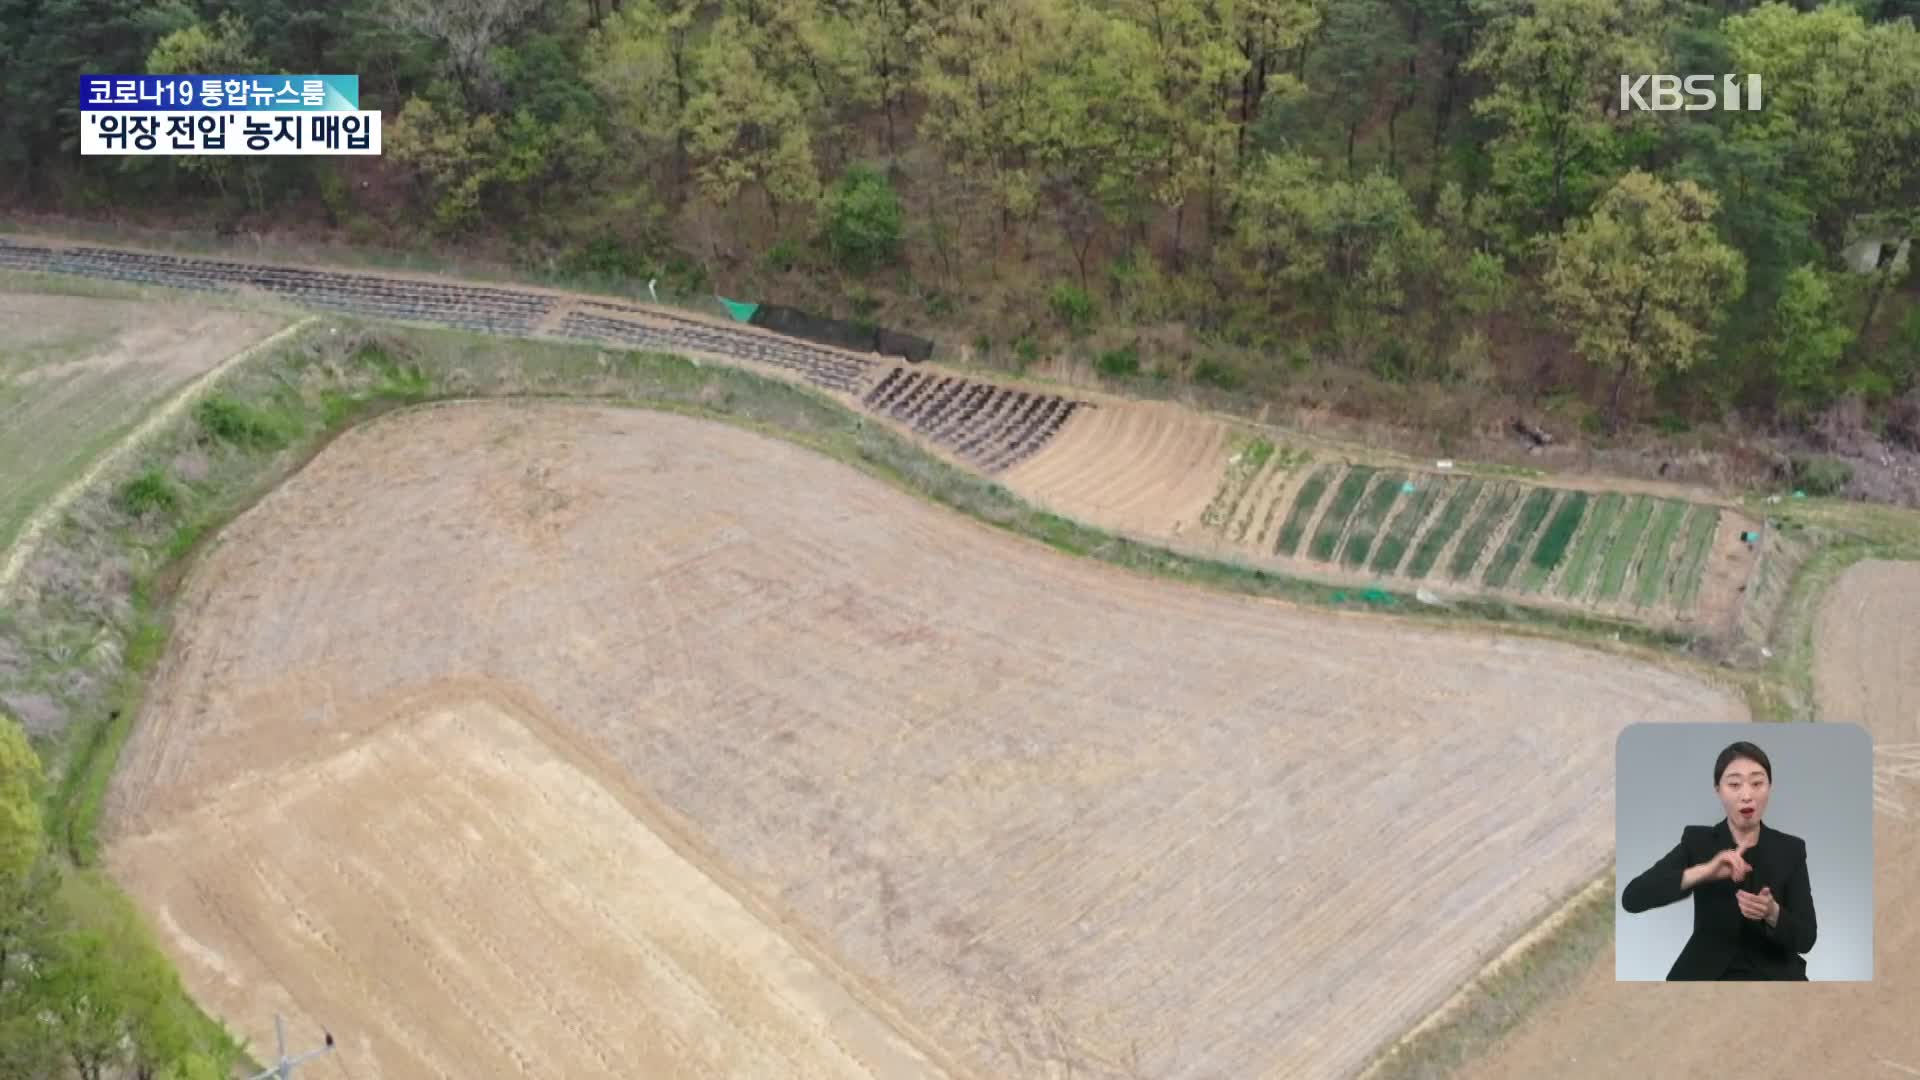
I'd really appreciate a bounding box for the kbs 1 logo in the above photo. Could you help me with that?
[1619,74,1763,112]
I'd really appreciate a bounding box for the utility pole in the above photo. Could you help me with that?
[245,1013,336,1080]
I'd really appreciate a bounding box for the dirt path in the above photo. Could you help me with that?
[106,402,1742,1079]
[1469,559,1920,1078]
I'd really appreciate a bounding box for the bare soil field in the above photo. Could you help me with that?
[107,402,1744,1079]
[1469,560,1920,1078]
[0,292,284,563]
[108,684,943,1079]
[999,398,1230,539]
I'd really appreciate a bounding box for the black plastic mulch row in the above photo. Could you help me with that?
[860,367,1087,472]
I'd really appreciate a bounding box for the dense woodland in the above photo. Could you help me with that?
[1,0,1919,447]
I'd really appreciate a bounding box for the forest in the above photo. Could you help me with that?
[3,0,1920,449]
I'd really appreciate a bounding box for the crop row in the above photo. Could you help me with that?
[1263,462,1722,611]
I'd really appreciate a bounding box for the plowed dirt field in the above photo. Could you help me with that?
[106,402,1744,1079]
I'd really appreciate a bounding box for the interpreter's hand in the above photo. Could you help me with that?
[1706,848,1752,884]
[1736,886,1779,925]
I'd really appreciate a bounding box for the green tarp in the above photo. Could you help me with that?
[718,297,759,323]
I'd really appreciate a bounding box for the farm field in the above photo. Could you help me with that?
[105,402,1744,1080]
[1182,446,1757,627]
[1471,560,1920,1077]
[997,398,1230,539]
[2,238,1764,637]
[0,292,282,559]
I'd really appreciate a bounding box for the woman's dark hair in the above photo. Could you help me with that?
[1714,741,1773,786]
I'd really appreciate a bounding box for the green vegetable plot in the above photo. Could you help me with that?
[1274,464,1336,555]
[1309,466,1377,560]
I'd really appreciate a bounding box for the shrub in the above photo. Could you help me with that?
[1789,454,1852,496]
[821,165,903,273]
[762,240,801,273]
[1193,356,1241,390]
[1050,283,1096,337]
[1096,344,1140,377]
[115,470,178,518]
[193,396,287,449]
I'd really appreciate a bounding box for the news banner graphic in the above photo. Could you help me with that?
[79,75,380,156]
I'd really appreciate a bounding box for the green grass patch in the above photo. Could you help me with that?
[1340,472,1407,567]
[1556,492,1624,601]
[1521,491,1589,592]
[1274,463,1336,555]
[1595,495,1656,602]
[1483,487,1558,589]
[1446,483,1521,579]
[193,394,292,449]
[1670,506,1722,611]
[1405,479,1484,579]
[1630,499,1690,608]
[113,468,179,518]
[1370,477,1449,575]
[1308,465,1377,561]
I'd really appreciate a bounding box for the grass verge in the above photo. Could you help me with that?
[1361,876,1614,1080]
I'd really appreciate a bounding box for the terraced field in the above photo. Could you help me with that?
[0,235,1092,482]
[1195,453,1751,626]
[4,233,1759,634]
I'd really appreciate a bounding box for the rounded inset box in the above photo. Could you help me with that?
[1616,721,1873,981]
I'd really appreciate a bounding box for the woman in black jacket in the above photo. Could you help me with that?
[1622,740,1818,980]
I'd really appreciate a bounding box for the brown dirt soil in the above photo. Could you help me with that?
[999,399,1230,540]
[107,402,1744,1080]
[109,685,943,1079]
[1467,560,1920,1078]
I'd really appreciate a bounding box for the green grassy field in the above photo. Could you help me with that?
[1630,499,1691,608]
[1483,487,1558,589]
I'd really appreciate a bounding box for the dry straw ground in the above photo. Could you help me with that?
[107,402,1744,1079]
